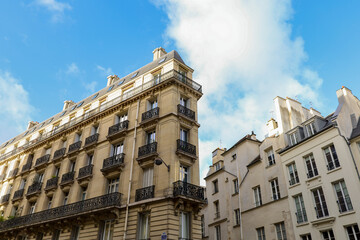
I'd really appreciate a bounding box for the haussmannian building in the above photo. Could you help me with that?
[0,47,206,240]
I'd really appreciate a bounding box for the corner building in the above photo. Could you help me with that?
[0,48,205,240]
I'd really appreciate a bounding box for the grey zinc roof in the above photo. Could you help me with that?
[0,50,187,149]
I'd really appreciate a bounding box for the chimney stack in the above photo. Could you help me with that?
[152,47,167,61]
[63,100,75,111]
[27,121,38,130]
[107,75,120,86]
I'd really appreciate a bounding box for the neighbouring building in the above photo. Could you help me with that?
[0,47,205,240]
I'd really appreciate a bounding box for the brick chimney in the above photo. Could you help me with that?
[152,47,167,61]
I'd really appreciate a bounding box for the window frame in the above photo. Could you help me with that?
[333,180,353,213]
[323,144,340,171]
[312,187,329,218]
[253,185,262,207]
[304,154,318,178]
[287,162,299,185]
[270,178,280,201]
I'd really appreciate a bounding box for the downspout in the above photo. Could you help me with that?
[236,159,247,240]
[123,99,140,239]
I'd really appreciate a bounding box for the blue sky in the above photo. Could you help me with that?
[1,0,360,184]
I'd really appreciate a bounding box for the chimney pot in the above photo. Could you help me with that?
[152,47,167,61]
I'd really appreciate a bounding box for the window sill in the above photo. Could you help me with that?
[296,222,309,227]
[305,175,321,184]
[327,166,342,174]
[212,192,218,195]
[265,163,276,169]
[232,192,239,197]
[233,224,240,228]
[339,210,355,217]
[289,182,300,189]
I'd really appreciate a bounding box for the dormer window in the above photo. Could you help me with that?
[215,162,221,171]
[305,122,316,136]
[289,132,298,145]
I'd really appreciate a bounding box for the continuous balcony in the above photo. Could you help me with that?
[137,142,158,167]
[0,194,10,205]
[26,182,42,200]
[176,139,197,159]
[12,189,24,202]
[45,177,58,193]
[53,148,66,165]
[107,121,129,140]
[177,104,195,121]
[135,185,155,202]
[68,141,82,155]
[0,192,122,234]
[77,165,93,186]
[34,154,50,170]
[173,181,205,202]
[141,107,159,125]
[60,172,75,191]
[84,134,99,149]
[101,154,125,177]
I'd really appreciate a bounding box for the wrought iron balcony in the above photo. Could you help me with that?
[138,142,157,158]
[0,194,10,204]
[53,148,66,160]
[12,189,24,201]
[8,168,19,179]
[26,182,42,197]
[141,107,159,122]
[177,104,195,120]
[108,121,129,138]
[176,139,196,157]
[135,185,155,202]
[102,154,125,172]
[0,192,122,233]
[35,154,50,168]
[84,134,99,147]
[68,141,82,154]
[45,177,58,191]
[60,172,75,185]
[21,162,32,173]
[78,165,93,180]
[173,181,205,202]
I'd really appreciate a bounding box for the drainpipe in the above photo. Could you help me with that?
[123,99,140,239]
[236,158,245,240]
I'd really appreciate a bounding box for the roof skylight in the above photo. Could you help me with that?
[60,111,66,117]
[118,80,125,86]
[77,101,84,107]
[131,72,138,78]
[107,85,114,92]
[92,93,99,99]
[158,57,166,64]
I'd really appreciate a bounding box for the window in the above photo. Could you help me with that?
[47,196,53,209]
[180,96,188,107]
[87,154,94,165]
[62,139,67,148]
[289,132,298,145]
[63,192,69,205]
[146,130,156,144]
[138,212,150,240]
[312,187,329,218]
[333,180,353,213]
[179,212,190,239]
[143,167,153,187]
[70,226,80,240]
[294,194,307,223]
[346,224,360,240]
[232,154,237,160]
[111,143,124,156]
[201,215,205,238]
[35,172,44,183]
[45,147,52,155]
[270,179,280,200]
[75,132,82,142]
[158,57,166,64]
[102,220,114,240]
[215,225,221,240]
[107,85,114,92]
[300,234,312,240]
[213,179,219,193]
[305,122,316,136]
[52,230,61,240]
[91,125,99,135]
[131,72,138,79]
[275,222,287,240]
[19,178,27,189]
[107,177,119,193]
[266,148,275,166]
[234,209,240,226]
[179,69,187,82]
[115,113,128,124]
[324,145,340,171]
[321,229,335,240]
[304,154,318,178]
[92,93,99,99]
[10,206,18,217]
[212,149,218,157]
[54,167,60,177]
[256,227,266,240]
[69,161,76,172]
[180,165,189,182]
[214,162,221,171]
[214,201,220,218]
[148,99,158,110]
[233,179,239,194]
[153,71,161,84]
[29,202,36,214]
[180,128,188,142]
[287,162,299,185]
[253,186,262,206]
[118,79,124,86]
[81,186,87,201]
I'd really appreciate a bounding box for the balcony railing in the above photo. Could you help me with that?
[84,134,99,147]
[0,192,122,232]
[173,181,205,201]
[177,139,196,157]
[61,172,75,185]
[0,70,202,163]
[138,142,157,158]
[141,107,159,122]
[108,121,129,137]
[0,194,10,204]
[8,168,19,178]
[12,189,24,201]
[102,154,125,171]
[68,141,82,153]
[177,104,195,120]
[35,154,51,167]
[26,182,42,196]
[21,162,32,173]
[53,148,66,160]
[135,185,155,202]
[45,177,58,190]
[78,165,93,179]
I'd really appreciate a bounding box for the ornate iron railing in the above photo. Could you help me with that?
[177,104,195,120]
[135,185,155,202]
[85,134,99,146]
[173,181,205,201]
[138,142,157,158]
[0,193,122,232]
[21,162,32,173]
[26,182,42,196]
[68,141,81,153]
[102,154,125,170]
[108,121,129,136]
[177,139,196,156]
[61,172,75,185]
[78,165,93,179]
[0,194,10,204]
[53,148,66,160]
[45,177,58,190]
[12,189,24,201]
[8,168,19,178]
[35,154,51,167]
[141,107,159,122]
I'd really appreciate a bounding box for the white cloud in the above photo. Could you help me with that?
[65,63,79,75]
[96,65,113,76]
[155,0,324,180]
[33,0,71,22]
[83,81,98,93]
[0,70,33,143]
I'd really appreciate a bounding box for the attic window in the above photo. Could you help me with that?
[131,72,138,79]
[77,101,84,107]
[71,105,77,111]
[30,127,36,133]
[60,111,66,117]
[9,139,15,144]
[158,57,166,64]
[48,118,54,123]
[39,122,45,128]
[92,93,99,100]
[23,132,28,137]
[4,142,8,147]
[107,85,114,92]
[118,80,125,86]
